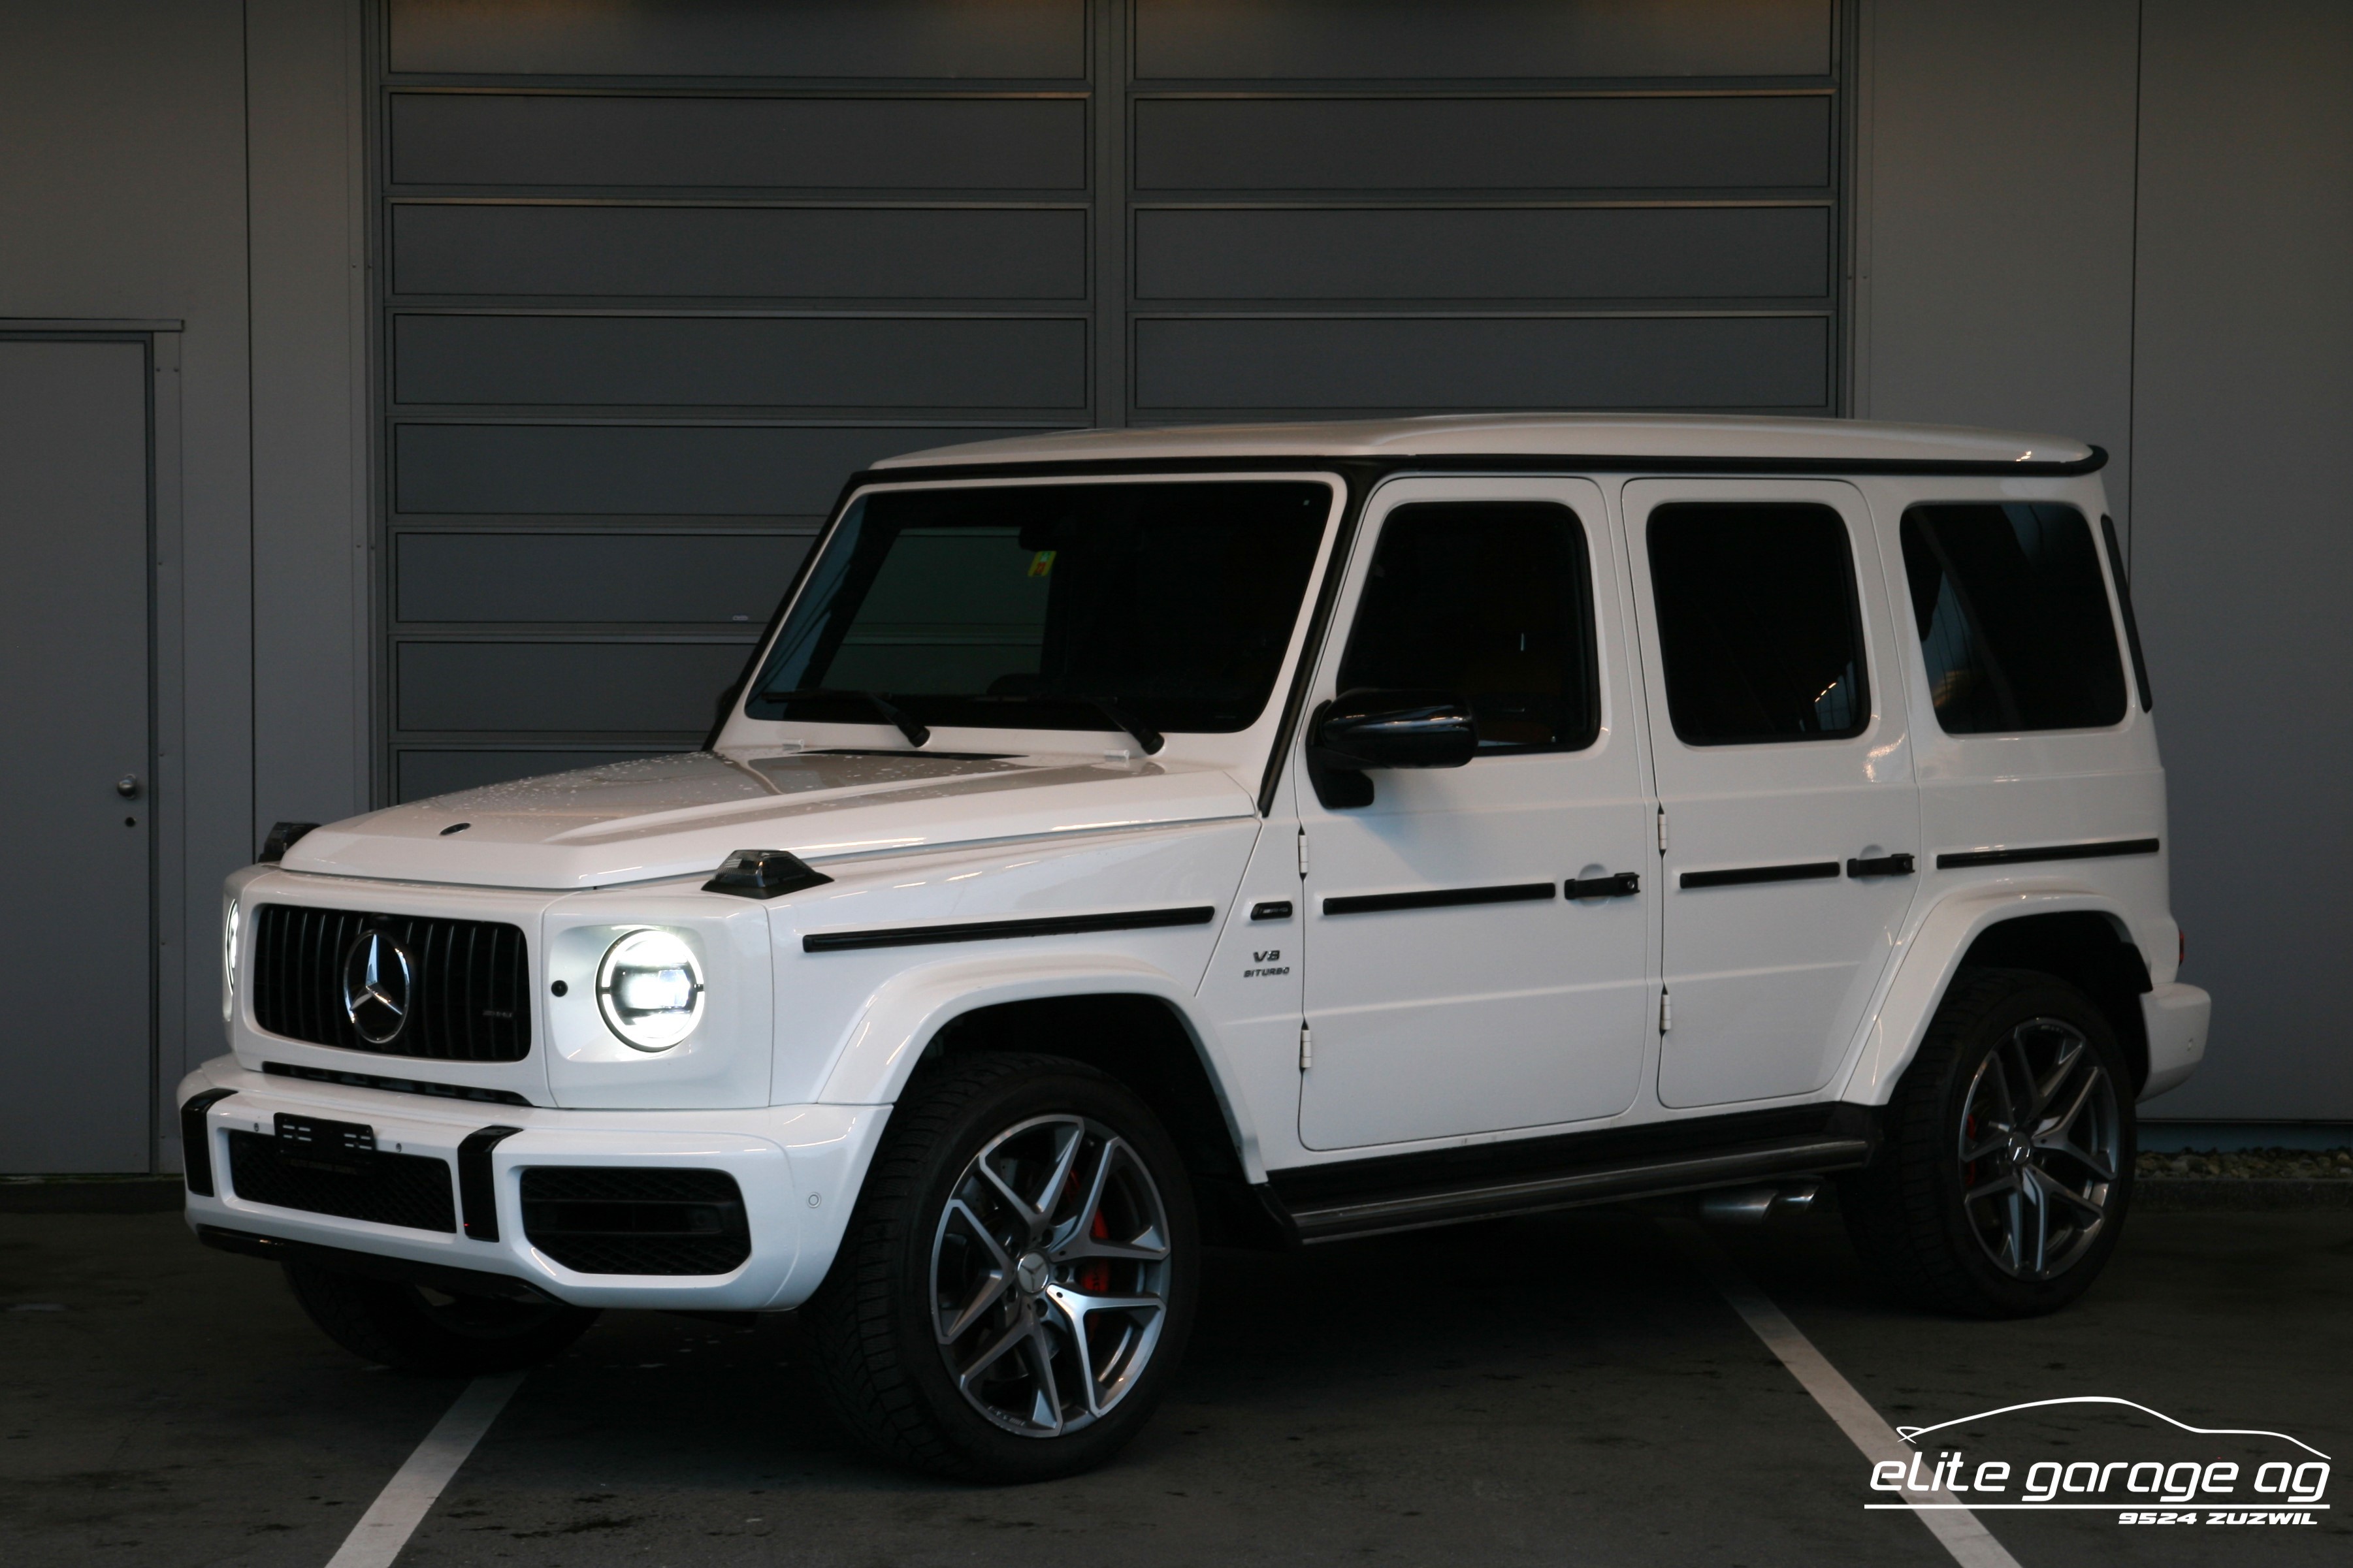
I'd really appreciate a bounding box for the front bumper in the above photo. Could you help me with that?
[176,1058,883,1311]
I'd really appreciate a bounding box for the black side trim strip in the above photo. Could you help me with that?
[1680,861,1841,889]
[1323,882,1557,916]
[803,904,1217,953]
[263,1060,535,1108]
[458,1126,525,1242]
[180,1089,235,1197]
[1936,837,2160,871]
[196,1225,559,1305]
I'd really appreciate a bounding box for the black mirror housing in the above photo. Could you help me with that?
[1306,690,1476,807]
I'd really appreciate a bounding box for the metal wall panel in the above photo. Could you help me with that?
[398,642,753,733]
[394,316,1088,409]
[397,533,813,624]
[375,1,1841,800]
[1133,0,1830,79]
[388,0,1087,78]
[394,424,1013,518]
[391,93,1086,189]
[391,205,1088,300]
[1136,208,1828,301]
[1135,317,1828,413]
[1135,97,1831,191]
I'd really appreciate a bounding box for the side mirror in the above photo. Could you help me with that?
[1306,690,1476,807]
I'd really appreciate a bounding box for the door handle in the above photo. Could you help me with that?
[1566,872,1640,899]
[1846,852,1916,878]
[116,775,141,799]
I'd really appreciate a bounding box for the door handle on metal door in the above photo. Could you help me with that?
[1566,872,1640,899]
[1845,852,1916,878]
[116,775,140,798]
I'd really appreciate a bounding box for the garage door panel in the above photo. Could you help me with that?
[398,642,754,734]
[393,315,1088,410]
[1134,317,1829,412]
[389,0,1086,79]
[1136,97,1830,193]
[389,95,1086,191]
[397,533,814,624]
[1135,0,1830,79]
[1135,207,1829,302]
[394,424,1026,517]
[391,205,1088,300]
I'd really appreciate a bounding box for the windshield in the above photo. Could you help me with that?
[745,480,1334,737]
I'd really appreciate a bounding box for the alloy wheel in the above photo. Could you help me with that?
[1956,1016,2122,1280]
[929,1113,1174,1437]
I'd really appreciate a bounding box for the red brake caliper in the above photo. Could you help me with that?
[1077,1208,1112,1295]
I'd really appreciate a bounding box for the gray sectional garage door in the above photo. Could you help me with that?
[377,0,1844,801]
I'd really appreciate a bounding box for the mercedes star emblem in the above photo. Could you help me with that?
[341,929,414,1046]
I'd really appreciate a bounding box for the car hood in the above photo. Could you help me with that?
[282,749,1260,891]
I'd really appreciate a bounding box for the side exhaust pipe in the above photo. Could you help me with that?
[1698,1181,1821,1224]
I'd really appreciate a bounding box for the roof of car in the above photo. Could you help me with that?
[869,413,2094,472]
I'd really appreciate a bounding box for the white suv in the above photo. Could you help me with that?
[184,415,2209,1480]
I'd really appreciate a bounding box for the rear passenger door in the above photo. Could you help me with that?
[1623,479,1921,1108]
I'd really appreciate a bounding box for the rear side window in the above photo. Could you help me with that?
[1646,503,1868,744]
[1900,504,2127,733]
[1339,502,1598,753]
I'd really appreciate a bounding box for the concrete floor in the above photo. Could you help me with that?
[1,1197,2346,1567]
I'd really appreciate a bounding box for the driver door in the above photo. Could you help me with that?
[1296,477,1655,1151]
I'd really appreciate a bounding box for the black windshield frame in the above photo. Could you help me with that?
[742,478,1338,737]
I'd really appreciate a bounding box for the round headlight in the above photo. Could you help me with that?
[221,898,240,1023]
[596,929,705,1051]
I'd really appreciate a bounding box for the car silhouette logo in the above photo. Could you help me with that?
[341,929,414,1046]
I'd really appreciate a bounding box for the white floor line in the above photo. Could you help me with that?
[1663,1221,2024,1568]
[325,1371,526,1568]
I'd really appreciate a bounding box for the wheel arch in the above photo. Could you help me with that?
[1842,890,2155,1105]
[811,956,1282,1247]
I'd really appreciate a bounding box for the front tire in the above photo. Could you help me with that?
[1843,967,2135,1317]
[284,1262,599,1375]
[805,1053,1199,1481]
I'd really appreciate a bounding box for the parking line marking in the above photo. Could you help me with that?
[325,1371,525,1568]
[1664,1222,2024,1568]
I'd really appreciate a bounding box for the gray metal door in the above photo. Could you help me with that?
[0,339,152,1172]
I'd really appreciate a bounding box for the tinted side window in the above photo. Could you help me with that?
[1646,503,1868,744]
[1900,503,2127,733]
[1338,502,1598,753]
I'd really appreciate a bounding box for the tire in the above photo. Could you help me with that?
[1842,967,2135,1317]
[804,1053,1200,1482]
[283,1262,599,1375]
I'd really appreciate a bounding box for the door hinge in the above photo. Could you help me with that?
[1659,991,1672,1033]
[1297,828,1310,877]
[1657,807,1669,854]
[1299,1021,1314,1070]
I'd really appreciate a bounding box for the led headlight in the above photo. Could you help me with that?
[221,899,240,1023]
[595,929,706,1051]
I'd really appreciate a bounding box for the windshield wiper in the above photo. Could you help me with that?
[1077,698,1164,757]
[784,688,929,748]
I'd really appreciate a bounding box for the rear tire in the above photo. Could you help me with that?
[804,1053,1199,1481]
[284,1262,598,1375]
[1842,967,2135,1317]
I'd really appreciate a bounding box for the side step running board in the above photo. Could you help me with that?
[1269,1134,1872,1245]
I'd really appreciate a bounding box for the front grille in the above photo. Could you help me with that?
[226,1130,457,1232]
[252,904,531,1063]
[520,1167,751,1276]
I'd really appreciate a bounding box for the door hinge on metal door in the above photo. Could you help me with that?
[1297,828,1309,876]
[1299,1022,1313,1070]
[1659,992,1672,1033]
[1657,808,1669,853]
